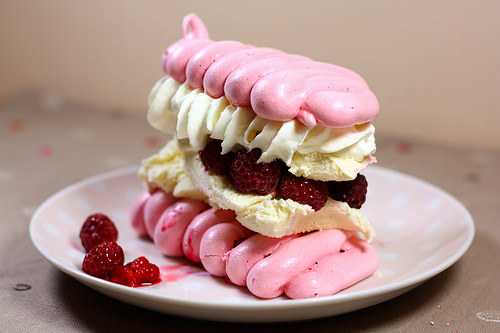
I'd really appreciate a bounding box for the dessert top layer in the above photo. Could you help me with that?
[162,15,379,129]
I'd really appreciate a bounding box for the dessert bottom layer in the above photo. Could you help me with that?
[131,190,378,299]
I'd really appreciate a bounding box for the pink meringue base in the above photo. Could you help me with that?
[130,190,378,299]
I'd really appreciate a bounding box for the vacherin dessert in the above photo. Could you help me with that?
[131,14,380,299]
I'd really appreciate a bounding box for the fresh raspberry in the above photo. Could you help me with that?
[199,140,234,175]
[125,256,161,285]
[82,241,124,279]
[229,149,282,195]
[80,213,118,252]
[110,266,138,287]
[278,173,328,210]
[328,174,368,209]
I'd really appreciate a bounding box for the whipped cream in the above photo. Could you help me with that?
[148,76,376,180]
[138,140,206,200]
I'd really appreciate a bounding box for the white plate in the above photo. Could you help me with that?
[30,166,474,322]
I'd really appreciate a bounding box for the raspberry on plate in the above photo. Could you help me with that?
[82,241,124,279]
[79,213,118,252]
[328,174,368,209]
[229,149,282,195]
[125,256,161,284]
[110,266,138,287]
[199,140,234,176]
[278,173,328,211]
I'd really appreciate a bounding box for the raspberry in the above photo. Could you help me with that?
[82,241,124,279]
[199,140,234,175]
[125,256,161,285]
[278,173,328,210]
[80,213,118,252]
[328,174,368,209]
[229,149,282,195]
[108,257,161,287]
[110,266,138,287]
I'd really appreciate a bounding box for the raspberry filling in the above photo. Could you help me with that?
[199,139,368,210]
[229,148,283,195]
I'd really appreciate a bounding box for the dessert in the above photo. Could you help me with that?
[132,14,380,299]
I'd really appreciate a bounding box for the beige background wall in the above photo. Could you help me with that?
[1,1,499,148]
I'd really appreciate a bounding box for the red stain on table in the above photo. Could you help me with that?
[38,145,54,157]
[7,119,25,133]
[396,142,412,154]
[144,135,162,149]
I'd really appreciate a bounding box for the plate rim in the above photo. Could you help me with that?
[30,165,475,310]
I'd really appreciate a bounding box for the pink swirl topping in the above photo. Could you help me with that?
[131,191,378,299]
[162,14,379,128]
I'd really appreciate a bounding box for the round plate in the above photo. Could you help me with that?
[30,166,474,322]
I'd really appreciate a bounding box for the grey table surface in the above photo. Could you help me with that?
[1,93,499,332]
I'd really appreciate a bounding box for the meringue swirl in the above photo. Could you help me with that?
[162,14,379,128]
[131,191,378,299]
